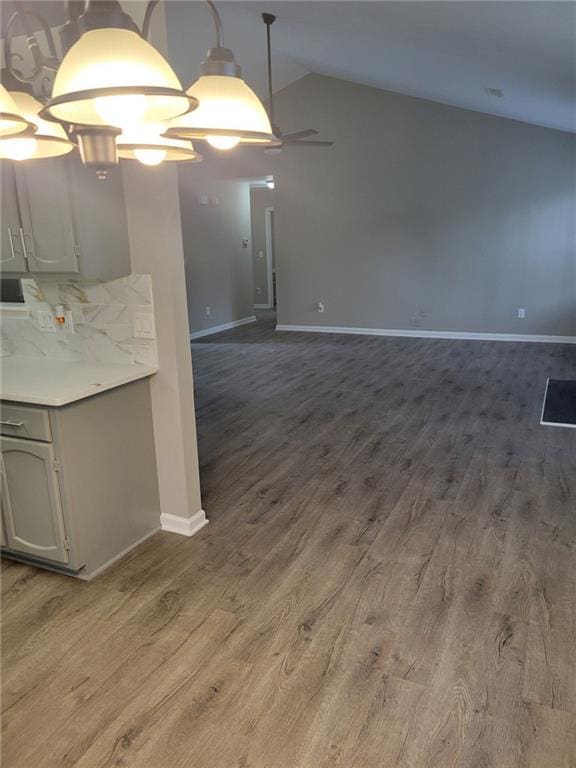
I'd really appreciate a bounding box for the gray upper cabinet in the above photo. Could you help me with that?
[0,436,69,564]
[67,156,131,281]
[0,154,131,280]
[1,163,27,273]
[16,158,79,273]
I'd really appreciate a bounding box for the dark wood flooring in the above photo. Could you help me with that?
[2,312,576,767]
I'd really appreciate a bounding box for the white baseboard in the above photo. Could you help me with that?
[254,303,272,309]
[190,316,256,340]
[275,324,576,345]
[160,510,208,537]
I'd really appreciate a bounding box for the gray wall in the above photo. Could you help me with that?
[273,74,576,337]
[251,187,275,307]
[178,172,254,334]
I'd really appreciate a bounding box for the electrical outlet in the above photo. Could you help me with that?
[205,306,211,317]
[256,287,262,295]
[317,302,325,313]
[409,316,422,328]
[36,310,56,333]
[242,239,249,249]
[132,312,156,339]
[517,308,526,319]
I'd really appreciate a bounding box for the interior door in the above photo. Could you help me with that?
[0,161,28,273]
[15,159,79,273]
[0,437,69,563]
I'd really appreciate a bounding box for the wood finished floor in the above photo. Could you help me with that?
[2,312,576,768]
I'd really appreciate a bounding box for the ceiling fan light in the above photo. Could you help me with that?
[0,84,36,138]
[167,70,275,146]
[0,92,74,160]
[40,28,194,129]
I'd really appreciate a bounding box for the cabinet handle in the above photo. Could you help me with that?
[2,229,17,263]
[0,420,24,428]
[18,227,30,263]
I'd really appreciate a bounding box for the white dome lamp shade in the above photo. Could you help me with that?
[38,1,197,169]
[117,126,203,166]
[39,3,195,131]
[0,92,75,161]
[0,84,36,139]
[166,2,275,150]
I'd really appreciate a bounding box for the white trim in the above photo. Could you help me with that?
[160,510,208,537]
[190,316,256,340]
[540,378,576,428]
[254,303,270,309]
[275,324,576,344]
[264,206,274,309]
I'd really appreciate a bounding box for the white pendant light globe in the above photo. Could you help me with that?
[0,92,74,160]
[0,84,36,138]
[0,137,38,161]
[166,49,276,148]
[206,134,240,150]
[133,147,167,166]
[117,124,202,165]
[40,28,195,130]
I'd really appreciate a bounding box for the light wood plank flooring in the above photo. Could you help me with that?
[2,312,576,767]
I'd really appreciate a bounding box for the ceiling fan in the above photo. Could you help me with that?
[262,13,334,152]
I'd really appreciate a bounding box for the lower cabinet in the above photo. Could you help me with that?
[0,437,69,564]
[0,379,160,579]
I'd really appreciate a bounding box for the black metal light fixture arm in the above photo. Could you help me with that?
[5,1,60,83]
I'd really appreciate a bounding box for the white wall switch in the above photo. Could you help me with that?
[517,308,526,319]
[317,302,325,313]
[199,195,209,205]
[132,312,156,339]
[205,306,211,316]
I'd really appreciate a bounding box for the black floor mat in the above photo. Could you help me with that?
[541,379,576,427]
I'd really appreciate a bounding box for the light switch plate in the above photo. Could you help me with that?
[36,310,56,333]
[132,312,156,339]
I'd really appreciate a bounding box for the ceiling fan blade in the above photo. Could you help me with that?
[281,129,318,141]
[286,140,335,147]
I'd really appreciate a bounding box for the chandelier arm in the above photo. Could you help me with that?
[5,5,60,83]
[142,0,159,41]
[204,0,224,48]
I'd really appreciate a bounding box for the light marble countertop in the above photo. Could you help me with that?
[0,357,158,407]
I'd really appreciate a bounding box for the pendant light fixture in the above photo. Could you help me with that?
[39,2,195,131]
[0,91,74,161]
[117,125,202,166]
[166,1,275,150]
[0,84,36,138]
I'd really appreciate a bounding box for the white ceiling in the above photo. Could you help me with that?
[166,1,576,134]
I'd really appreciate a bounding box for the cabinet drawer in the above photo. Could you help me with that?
[0,403,52,442]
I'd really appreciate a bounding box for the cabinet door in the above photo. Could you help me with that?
[0,436,69,564]
[67,156,131,280]
[0,161,27,273]
[15,159,79,273]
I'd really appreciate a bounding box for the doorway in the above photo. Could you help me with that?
[265,206,276,309]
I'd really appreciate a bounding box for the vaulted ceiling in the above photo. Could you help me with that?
[166,1,576,134]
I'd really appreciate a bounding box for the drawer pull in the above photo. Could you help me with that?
[0,420,24,428]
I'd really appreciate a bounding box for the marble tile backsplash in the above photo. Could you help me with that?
[1,275,158,368]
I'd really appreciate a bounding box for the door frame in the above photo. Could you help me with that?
[264,206,275,309]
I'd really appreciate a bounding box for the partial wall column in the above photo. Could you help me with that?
[121,0,205,536]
